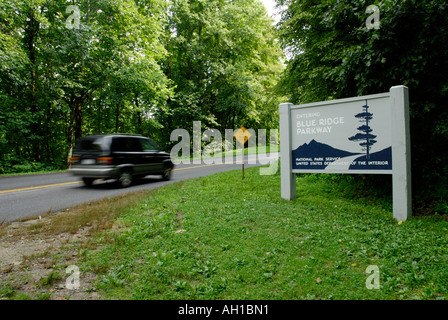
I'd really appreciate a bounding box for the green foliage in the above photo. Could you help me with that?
[0,0,284,172]
[0,0,172,172]
[39,270,62,288]
[158,0,284,147]
[276,0,448,210]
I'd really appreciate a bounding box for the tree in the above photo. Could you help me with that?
[348,101,377,159]
[0,0,46,168]
[0,0,283,174]
[160,0,284,148]
[0,0,172,172]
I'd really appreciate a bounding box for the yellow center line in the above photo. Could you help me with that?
[0,181,82,194]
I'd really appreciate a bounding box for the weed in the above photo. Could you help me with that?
[39,270,62,288]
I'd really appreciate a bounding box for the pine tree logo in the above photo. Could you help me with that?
[348,100,377,159]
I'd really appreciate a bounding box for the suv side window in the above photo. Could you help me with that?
[140,138,158,152]
[112,137,143,152]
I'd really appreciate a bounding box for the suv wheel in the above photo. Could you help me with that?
[82,177,95,186]
[118,170,133,187]
[162,167,172,181]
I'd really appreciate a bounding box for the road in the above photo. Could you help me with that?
[0,153,278,222]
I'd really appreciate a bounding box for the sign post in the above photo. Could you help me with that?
[280,86,411,221]
[390,86,412,222]
[279,103,296,200]
[234,127,252,179]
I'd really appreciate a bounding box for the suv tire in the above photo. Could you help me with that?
[162,166,172,181]
[118,170,133,188]
[82,177,95,186]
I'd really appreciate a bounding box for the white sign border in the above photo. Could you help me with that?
[280,86,411,221]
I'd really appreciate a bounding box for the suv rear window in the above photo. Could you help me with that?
[74,136,106,152]
[111,137,143,152]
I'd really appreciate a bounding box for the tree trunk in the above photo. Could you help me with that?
[67,96,76,167]
[98,84,104,133]
[26,8,41,162]
[115,104,120,133]
[74,99,83,141]
[66,95,84,167]
[135,93,142,134]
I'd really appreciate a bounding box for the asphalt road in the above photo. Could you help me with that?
[0,153,278,222]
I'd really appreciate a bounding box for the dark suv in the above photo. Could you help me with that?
[69,134,174,187]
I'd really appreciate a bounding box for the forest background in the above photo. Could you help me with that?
[0,0,446,214]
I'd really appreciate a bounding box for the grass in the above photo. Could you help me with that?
[0,169,66,177]
[0,160,66,176]
[73,163,448,300]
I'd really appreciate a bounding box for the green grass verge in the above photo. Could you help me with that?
[173,145,276,163]
[0,169,67,177]
[81,165,448,300]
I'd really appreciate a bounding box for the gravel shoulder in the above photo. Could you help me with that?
[0,213,102,300]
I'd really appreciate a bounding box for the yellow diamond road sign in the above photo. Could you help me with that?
[234,127,251,145]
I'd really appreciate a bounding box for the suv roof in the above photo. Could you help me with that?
[74,134,161,152]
